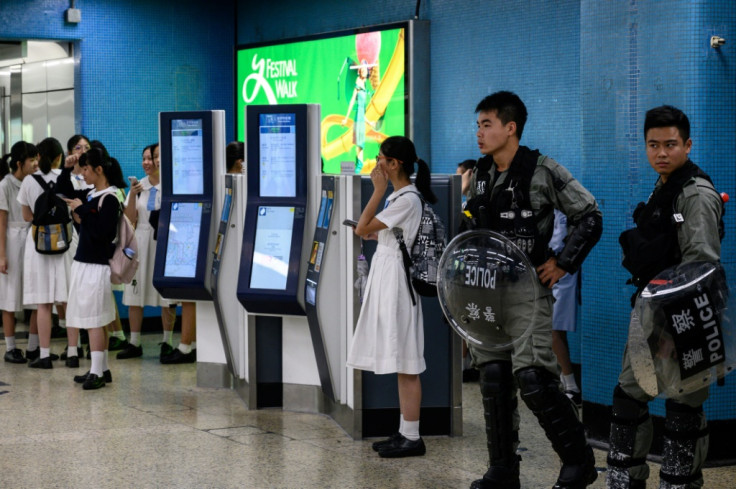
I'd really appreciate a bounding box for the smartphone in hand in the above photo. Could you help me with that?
[342,219,358,228]
[128,176,138,186]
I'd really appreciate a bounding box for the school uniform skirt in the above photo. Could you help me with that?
[122,225,165,307]
[0,224,29,311]
[22,228,68,306]
[66,260,115,329]
[347,244,426,375]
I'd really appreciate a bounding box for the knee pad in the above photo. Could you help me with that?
[515,366,556,411]
[479,361,514,396]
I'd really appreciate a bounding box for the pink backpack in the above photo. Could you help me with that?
[99,193,139,284]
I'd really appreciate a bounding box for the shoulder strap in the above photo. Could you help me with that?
[32,174,49,191]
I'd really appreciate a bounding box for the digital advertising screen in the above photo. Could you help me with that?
[259,113,297,197]
[237,26,406,175]
[249,206,296,290]
[171,119,204,195]
[164,202,203,278]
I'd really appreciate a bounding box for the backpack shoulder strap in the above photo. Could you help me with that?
[31,174,49,191]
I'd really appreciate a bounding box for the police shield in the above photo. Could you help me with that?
[629,261,736,397]
[437,230,538,351]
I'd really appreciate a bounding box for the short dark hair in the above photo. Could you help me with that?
[66,134,89,153]
[457,159,476,172]
[475,91,528,139]
[644,105,690,142]
[226,141,245,172]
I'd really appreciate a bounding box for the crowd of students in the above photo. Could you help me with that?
[0,135,228,390]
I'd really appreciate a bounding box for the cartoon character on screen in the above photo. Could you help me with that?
[341,32,382,174]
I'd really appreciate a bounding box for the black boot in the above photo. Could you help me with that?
[659,400,708,489]
[470,361,521,489]
[606,385,651,489]
[515,367,597,489]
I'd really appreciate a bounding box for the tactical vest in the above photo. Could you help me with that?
[468,148,553,266]
[619,161,721,288]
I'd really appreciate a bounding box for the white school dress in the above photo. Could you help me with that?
[122,176,165,307]
[66,188,117,329]
[346,185,425,375]
[62,172,93,284]
[0,175,30,311]
[17,171,69,305]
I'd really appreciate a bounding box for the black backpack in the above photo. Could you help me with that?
[31,175,72,255]
[393,191,447,306]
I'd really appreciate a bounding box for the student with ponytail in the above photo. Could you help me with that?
[347,135,435,458]
[56,145,127,389]
[1,142,39,363]
[17,140,65,368]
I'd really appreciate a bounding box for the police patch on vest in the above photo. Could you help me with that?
[661,289,726,380]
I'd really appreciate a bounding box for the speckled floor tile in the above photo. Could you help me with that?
[1,332,734,488]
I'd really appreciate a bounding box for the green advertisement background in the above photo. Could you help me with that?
[237,28,406,174]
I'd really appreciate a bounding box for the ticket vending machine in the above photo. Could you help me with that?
[153,111,225,300]
[236,104,321,408]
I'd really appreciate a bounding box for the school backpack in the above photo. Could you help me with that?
[99,193,139,284]
[31,175,72,255]
[393,191,447,306]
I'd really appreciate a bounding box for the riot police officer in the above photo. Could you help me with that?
[465,91,602,489]
[608,106,723,489]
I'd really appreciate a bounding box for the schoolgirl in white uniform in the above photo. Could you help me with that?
[118,144,169,359]
[1,142,38,363]
[56,145,127,390]
[346,136,436,458]
[17,141,68,369]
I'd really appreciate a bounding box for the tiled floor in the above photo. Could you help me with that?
[1,332,735,488]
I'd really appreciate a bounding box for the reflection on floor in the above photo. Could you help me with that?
[1,333,735,488]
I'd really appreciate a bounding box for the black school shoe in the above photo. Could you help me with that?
[377,434,426,458]
[116,343,143,359]
[160,348,196,364]
[4,348,27,364]
[371,433,402,452]
[82,374,106,390]
[74,369,112,384]
[65,356,80,368]
[108,336,128,351]
[28,356,53,369]
[26,349,59,361]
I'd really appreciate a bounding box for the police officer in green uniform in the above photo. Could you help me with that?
[465,91,602,489]
[608,106,723,489]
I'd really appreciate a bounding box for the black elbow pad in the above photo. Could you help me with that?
[556,211,602,274]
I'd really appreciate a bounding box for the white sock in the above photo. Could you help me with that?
[102,350,109,371]
[90,351,104,376]
[40,347,50,359]
[112,330,125,340]
[28,334,39,351]
[399,414,405,434]
[190,341,196,350]
[130,332,141,347]
[68,346,78,357]
[5,336,15,351]
[58,319,66,328]
[401,419,420,441]
[177,343,192,354]
[561,373,580,392]
[163,330,173,345]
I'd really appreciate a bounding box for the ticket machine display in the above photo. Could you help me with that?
[153,110,225,301]
[237,104,319,316]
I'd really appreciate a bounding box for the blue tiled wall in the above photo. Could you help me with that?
[0,0,235,179]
